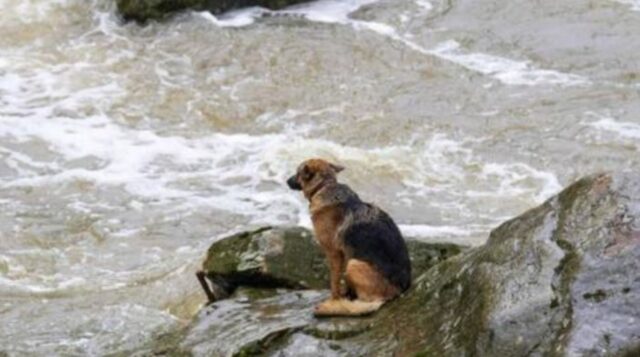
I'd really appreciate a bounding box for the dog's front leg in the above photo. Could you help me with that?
[328,252,344,299]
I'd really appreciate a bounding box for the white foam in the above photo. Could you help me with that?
[195,0,379,27]
[587,117,640,139]
[279,0,379,24]
[9,0,71,23]
[0,0,563,296]
[190,0,586,87]
[196,8,264,27]
[344,21,589,87]
[480,162,562,202]
[399,224,476,238]
[0,109,561,233]
[0,273,86,294]
[415,0,433,13]
[428,40,589,86]
[613,0,640,11]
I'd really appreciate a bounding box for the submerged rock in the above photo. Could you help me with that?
[116,0,314,22]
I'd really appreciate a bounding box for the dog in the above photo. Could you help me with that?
[287,158,411,316]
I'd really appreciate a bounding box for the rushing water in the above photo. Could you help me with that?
[0,0,639,354]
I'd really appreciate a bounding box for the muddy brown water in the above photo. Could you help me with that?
[0,0,638,354]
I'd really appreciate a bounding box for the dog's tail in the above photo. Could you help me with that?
[314,299,384,317]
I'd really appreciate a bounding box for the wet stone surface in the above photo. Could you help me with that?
[181,290,326,356]
[179,172,640,356]
[364,172,640,356]
[154,225,467,356]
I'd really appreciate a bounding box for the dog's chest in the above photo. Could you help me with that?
[310,206,345,251]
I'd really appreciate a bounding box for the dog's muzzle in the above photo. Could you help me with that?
[287,175,302,190]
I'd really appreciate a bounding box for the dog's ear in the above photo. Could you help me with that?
[330,163,345,173]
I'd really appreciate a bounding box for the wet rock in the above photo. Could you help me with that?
[198,226,466,302]
[304,319,374,341]
[174,172,640,356]
[161,226,468,356]
[199,226,329,300]
[154,290,375,356]
[269,333,346,357]
[365,172,640,356]
[181,290,326,356]
[116,0,314,23]
[405,240,465,277]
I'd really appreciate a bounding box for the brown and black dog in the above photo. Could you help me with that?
[287,158,411,316]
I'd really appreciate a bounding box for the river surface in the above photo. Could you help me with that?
[0,0,639,355]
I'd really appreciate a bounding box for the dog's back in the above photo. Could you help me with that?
[321,184,412,292]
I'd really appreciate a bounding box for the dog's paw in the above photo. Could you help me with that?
[313,299,339,316]
[314,299,333,311]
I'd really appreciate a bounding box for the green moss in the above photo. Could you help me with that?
[618,345,640,357]
[203,226,271,275]
[406,240,467,277]
[414,349,436,357]
[233,287,280,300]
[201,226,329,298]
[262,227,328,290]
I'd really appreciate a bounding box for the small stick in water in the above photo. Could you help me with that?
[196,270,216,303]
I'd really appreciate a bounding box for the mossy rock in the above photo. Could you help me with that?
[360,172,640,356]
[202,226,329,296]
[152,222,465,356]
[405,239,466,277]
[150,172,640,356]
[200,226,468,300]
[116,0,316,22]
[176,226,469,355]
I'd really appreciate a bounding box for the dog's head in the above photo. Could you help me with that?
[287,158,344,197]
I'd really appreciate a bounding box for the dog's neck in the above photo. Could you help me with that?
[305,178,336,202]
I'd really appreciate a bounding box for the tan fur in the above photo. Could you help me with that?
[314,298,384,317]
[310,205,347,299]
[344,259,399,302]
